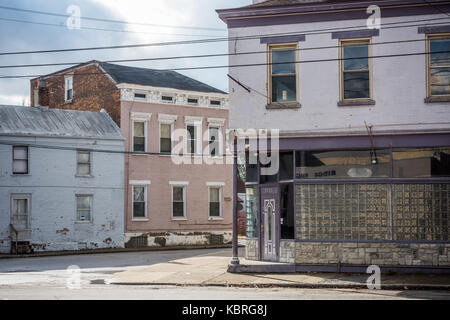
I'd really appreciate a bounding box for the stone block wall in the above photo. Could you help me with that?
[279,240,295,263]
[245,238,259,260]
[295,242,450,266]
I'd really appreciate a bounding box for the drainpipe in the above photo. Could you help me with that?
[230,130,240,266]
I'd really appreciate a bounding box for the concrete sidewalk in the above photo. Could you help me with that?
[109,255,450,290]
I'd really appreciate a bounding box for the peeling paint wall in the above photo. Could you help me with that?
[0,135,125,253]
[124,231,232,248]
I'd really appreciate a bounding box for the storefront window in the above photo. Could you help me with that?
[246,186,259,238]
[246,152,259,183]
[295,149,390,179]
[393,147,450,178]
[280,184,295,239]
[260,152,278,184]
[279,151,293,181]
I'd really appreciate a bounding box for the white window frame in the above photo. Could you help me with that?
[184,116,202,156]
[10,194,31,229]
[158,114,177,155]
[76,150,92,177]
[207,124,224,158]
[207,183,224,220]
[65,75,73,102]
[131,182,150,221]
[170,181,188,220]
[12,146,29,175]
[75,194,93,223]
[131,112,151,153]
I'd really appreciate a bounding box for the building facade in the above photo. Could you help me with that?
[0,105,124,253]
[30,61,233,248]
[218,0,450,269]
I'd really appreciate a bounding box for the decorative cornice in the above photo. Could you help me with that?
[207,117,226,126]
[118,84,229,110]
[131,112,152,121]
[184,116,203,124]
[158,113,178,123]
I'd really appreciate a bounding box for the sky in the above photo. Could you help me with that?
[0,0,250,105]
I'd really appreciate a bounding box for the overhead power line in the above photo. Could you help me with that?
[0,38,439,70]
[0,16,448,56]
[0,50,448,79]
[0,17,225,38]
[0,5,226,32]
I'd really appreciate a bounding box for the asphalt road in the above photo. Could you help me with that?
[0,248,449,300]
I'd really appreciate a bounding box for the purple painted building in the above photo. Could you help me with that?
[218,0,450,271]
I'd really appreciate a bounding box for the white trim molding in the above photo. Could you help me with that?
[206,182,225,186]
[131,112,152,121]
[207,117,226,126]
[158,113,178,123]
[129,180,151,185]
[169,181,189,186]
[184,116,203,124]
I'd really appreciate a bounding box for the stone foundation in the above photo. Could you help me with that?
[280,240,296,263]
[245,238,259,260]
[295,242,450,266]
[124,231,232,248]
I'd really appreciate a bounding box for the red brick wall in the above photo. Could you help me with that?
[30,63,121,125]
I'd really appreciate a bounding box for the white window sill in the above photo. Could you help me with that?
[171,217,187,221]
[75,175,94,178]
[75,221,92,224]
[11,174,31,176]
[132,152,148,156]
[65,100,73,104]
[132,218,149,222]
[208,217,224,221]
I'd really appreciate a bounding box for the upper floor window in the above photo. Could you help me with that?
[186,124,198,155]
[269,44,298,104]
[133,121,146,152]
[340,39,371,100]
[208,126,221,157]
[427,35,450,97]
[65,76,73,102]
[13,146,28,175]
[161,95,174,103]
[160,123,173,154]
[210,100,221,107]
[134,93,146,99]
[76,151,91,176]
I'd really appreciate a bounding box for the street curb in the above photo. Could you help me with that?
[0,244,233,259]
[108,281,450,291]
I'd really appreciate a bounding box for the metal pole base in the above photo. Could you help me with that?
[230,257,240,266]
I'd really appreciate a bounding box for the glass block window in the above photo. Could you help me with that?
[246,186,259,238]
[393,184,449,241]
[296,184,391,240]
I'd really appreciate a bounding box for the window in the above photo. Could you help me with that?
[172,186,186,218]
[13,146,28,174]
[210,100,221,107]
[245,186,259,238]
[187,98,198,105]
[295,149,390,179]
[134,93,146,99]
[280,184,294,239]
[340,39,371,100]
[161,96,174,103]
[427,35,450,97]
[160,123,172,154]
[65,76,73,101]
[246,152,259,183]
[279,151,293,180]
[186,124,198,155]
[132,185,147,218]
[76,195,92,222]
[133,121,146,152]
[208,126,221,157]
[76,151,91,176]
[269,44,298,103]
[393,147,450,178]
[209,187,222,218]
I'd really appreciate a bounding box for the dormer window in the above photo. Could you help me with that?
[161,96,174,103]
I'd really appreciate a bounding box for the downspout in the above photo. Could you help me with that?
[230,130,240,266]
